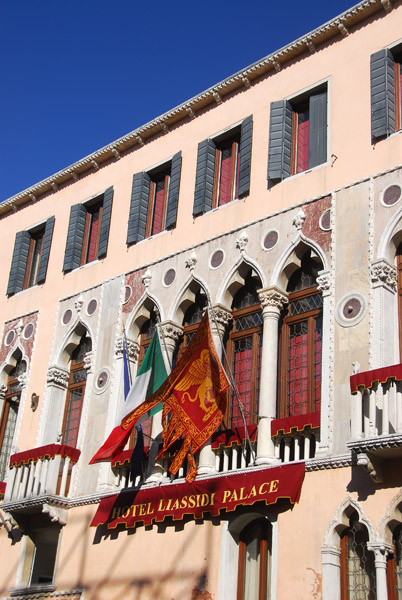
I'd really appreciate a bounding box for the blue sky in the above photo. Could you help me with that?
[1,0,355,202]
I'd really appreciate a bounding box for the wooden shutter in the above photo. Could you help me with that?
[238,115,253,197]
[267,100,292,182]
[36,216,55,285]
[6,231,31,295]
[371,48,395,140]
[126,172,151,245]
[63,204,87,272]
[193,138,216,216]
[308,90,327,169]
[165,151,182,229]
[97,186,114,259]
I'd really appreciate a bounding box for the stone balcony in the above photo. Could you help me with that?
[348,363,402,481]
[1,444,81,525]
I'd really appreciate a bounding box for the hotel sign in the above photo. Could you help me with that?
[91,463,305,529]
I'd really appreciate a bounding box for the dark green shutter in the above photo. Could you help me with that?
[7,231,31,295]
[193,138,216,216]
[63,204,87,272]
[308,90,327,169]
[165,152,182,229]
[267,100,292,182]
[127,172,151,245]
[36,217,55,285]
[371,49,395,140]
[238,115,253,197]
[97,186,114,259]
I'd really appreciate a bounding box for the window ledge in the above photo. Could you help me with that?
[283,160,330,183]
[9,584,56,597]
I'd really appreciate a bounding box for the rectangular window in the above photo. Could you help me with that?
[213,133,241,207]
[394,54,402,132]
[268,85,328,182]
[127,152,182,245]
[63,187,113,272]
[371,46,402,140]
[7,217,55,296]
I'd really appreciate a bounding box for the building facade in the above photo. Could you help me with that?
[1,1,402,598]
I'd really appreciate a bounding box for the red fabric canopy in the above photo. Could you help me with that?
[350,363,402,394]
[91,462,305,529]
[9,444,81,468]
[271,412,320,437]
[211,424,258,449]
[0,481,6,497]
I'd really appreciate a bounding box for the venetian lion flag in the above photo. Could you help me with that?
[91,312,229,482]
[89,330,167,465]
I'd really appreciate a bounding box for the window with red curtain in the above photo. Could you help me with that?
[237,519,271,600]
[227,274,262,428]
[62,334,92,448]
[291,98,310,175]
[81,201,103,265]
[0,356,26,480]
[278,254,323,419]
[24,228,45,289]
[213,133,240,208]
[146,169,170,237]
[387,523,402,600]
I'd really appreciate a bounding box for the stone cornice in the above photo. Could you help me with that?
[0,0,387,215]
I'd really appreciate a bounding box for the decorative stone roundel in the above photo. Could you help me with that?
[382,184,402,207]
[23,323,34,340]
[164,268,176,286]
[210,249,224,269]
[5,330,15,346]
[95,368,110,393]
[62,309,72,325]
[319,209,331,231]
[263,230,278,250]
[124,286,132,304]
[336,293,366,328]
[87,299,97,316]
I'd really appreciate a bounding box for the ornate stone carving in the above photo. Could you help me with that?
[356,452,384,483]
[370,259,397,292]
[185,251,197,271]
[316,272,331,294]
[0,384,8,400]
[352,361,361,374]
[258,287,288,311]
[236,230,249,253]
[15,319,23,337]
[83,352,93,373]
[42,503,68,526]
[74,295,84,313]
[209,304,232,329]
[115,338,139,362]
[17,373,27,390]
[47,366,69,389]
[160,321,183,343]
[292,208,306,231]
[142,268,152,288]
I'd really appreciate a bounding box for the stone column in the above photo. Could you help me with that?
[255,286,288,465]
[316,270,331,454]
[197,305,232,475]
[321,545,341,600]
[147,321,182,482]
[367,542,393,600]
[370,259,398,368]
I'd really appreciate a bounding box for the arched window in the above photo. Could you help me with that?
[174,291,207,364]
[226,272,263,428]
[340,513,376,600]
[136,309,158,446]
[396,243,402,360]
[61,334,91,448]
[0,354,26,480]
[387,523,402,599]
[278,253,323,418]
[237,519,271,600]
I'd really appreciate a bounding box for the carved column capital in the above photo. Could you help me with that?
[370,258,397,293]
[209,304,232,336]
[317,271,331,296]
[115,338,139,362]
[160,321,183,357]
[258,286,288,316]
[17,373,28,390]
[83,351,93,373]
[47,366,69,389]
[0,384,8,400]
[366,542,394,565]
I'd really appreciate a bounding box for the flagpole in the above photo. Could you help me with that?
[122,326,133,387]
[207,300,256,465]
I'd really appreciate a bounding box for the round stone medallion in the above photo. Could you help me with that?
[263,230,279,250]
[87,299,97,316]
[124,286,132,304]
[63,309,72,325]
[210,249,224,269]
[382,184,402,207]
[164,268,176,286]
[319,209,331,231]
[5,330,15,346]
[336,293,366,327]
[23,323,34,339]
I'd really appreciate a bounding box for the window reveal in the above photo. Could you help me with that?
[0,357,26,480]
[213,135,240,207]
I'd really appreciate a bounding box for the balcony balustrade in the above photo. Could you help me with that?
[3,444,81,504]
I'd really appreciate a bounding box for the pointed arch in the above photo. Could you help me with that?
[126,291,163,340]
[324,495,375,548]
[378,488,402,546]
[54,319,92,370]
[217,256,265,308]
[271,235,327,291]
[377,202,402,262]
[170,274,209,326]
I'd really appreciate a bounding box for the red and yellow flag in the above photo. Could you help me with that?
[114,313,229,482]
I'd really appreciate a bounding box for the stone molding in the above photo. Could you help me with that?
[258,286,288,312]
[47,366,69,389]
[370,258,397,293]
[115,338,139,362]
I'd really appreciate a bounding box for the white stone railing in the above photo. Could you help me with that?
[4,444,80,503]
[350,375,402,440]
[272,429,318,462]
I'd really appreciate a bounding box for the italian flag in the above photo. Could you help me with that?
[90,330,167,464]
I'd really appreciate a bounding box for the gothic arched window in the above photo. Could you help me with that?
[62,334,91,448]
[278,253,323,418]
[0,355,26,480]
[175,291,207,364]
[340,513,376,600]
[387,523,402,599]
[226,273,262,428]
